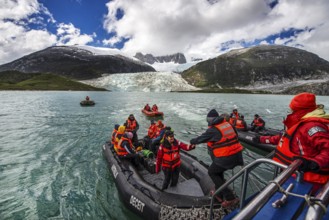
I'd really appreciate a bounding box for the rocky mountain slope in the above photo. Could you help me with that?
[134,52,187,64]
[0,46,155,80]
[181,45,329,95]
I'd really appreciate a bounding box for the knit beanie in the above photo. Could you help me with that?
[289,92,317,112]
[207,109,219,118]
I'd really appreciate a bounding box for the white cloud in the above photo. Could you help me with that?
[103,0,329,61]
[0,0,95,64]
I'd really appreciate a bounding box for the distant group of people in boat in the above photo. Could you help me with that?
[228,108,265,132]
[109,92,329,208]
[143,103,159,112]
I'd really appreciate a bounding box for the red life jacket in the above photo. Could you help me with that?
[235,119,246,129]
[152,106,158,112]
[126,119,137,132]
[116,136,133,156]
[207,121,243,157]
[253,118,264,127]
[161,143,181,169]
[148,124,157,138]
[273,117,329,184]
[155,126,166,138]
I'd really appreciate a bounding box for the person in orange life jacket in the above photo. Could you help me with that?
[190,109,243,207]
[152,104,158,112]
[256,92,329,186]
[111,124,120,144]
[150,120,167,154]
[250,114,265,132]
[156,130,196,190]
[144,104,151,111]
[229,109,241,125]
[124,114,139,146]
[233,115,248,131]
[113,125,126,152]
[117,132,141,166]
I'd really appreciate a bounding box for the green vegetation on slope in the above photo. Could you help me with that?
[0,71,106,91]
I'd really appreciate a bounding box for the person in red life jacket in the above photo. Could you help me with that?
[111,124,120,144]
[233,115,248,131]
[250,114,266,132]
[143,120,157,150]
[152,104,158,112]
[148,120,157,139]
[124,114,140,146]
[85,96,90,101]
[257,92,329,186]
[144,104,151,111]
[149,120,166,153]
[190,109,243,208]
[156,130,196,190]
[229,109,241,125]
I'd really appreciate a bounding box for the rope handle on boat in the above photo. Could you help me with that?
[269,180,327,213]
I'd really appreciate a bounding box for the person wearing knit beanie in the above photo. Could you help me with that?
[289,92,317,112]
[259,92,329,185]
[207,109,219,124]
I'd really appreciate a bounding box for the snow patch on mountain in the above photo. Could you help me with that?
[237,78,329,92]
[81,72,200,92]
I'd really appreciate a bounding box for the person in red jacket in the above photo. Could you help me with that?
[156,130,195,190]
[258,92,329,185]
[144,104,151,111]
[152,104,159,112]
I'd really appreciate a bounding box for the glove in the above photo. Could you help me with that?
[294,157,319,172]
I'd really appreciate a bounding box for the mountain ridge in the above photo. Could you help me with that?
[181,45,329,95]
[0,46,156,80]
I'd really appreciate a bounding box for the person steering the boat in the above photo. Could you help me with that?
[156,130,195,190]
[124,114,139,146]
[152,104,158,112]
[144,104,151,111]
[250,114,266,132]
[257,92,329,186]
[190,109,243,208]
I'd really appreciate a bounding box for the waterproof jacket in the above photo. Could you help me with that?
[116,136,135,156]
[273,117,329,184]
[156,139,192,172]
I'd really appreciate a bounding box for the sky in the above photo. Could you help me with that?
[0,0,329,65]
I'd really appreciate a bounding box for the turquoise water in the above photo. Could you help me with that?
[1,91,328,219]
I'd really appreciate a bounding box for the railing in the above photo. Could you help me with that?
[209,159,304,220]
[305,180,329,220]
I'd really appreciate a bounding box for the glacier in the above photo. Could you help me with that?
[81,72,200,92]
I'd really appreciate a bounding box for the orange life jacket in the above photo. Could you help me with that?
[161,144,181,169]
[207,121,243,157]
[253,118,264,127]
[148,124,157,138]
[126,119,137,132]
[273,117,329,184]
[229,117,236,125]
[235,119,246,129]
[116,136,133,156]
